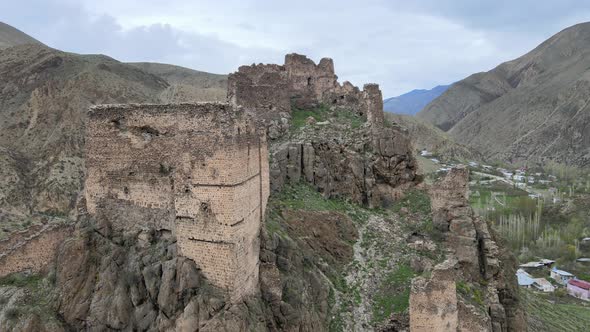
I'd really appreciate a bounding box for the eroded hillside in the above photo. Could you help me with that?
[418,22,590,167]
[0,22,525,332]
[0,42,227,236]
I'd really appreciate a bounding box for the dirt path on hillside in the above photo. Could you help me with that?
[341,214,406,331]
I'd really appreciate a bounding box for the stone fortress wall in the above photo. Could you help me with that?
[85,102,269,302]
[229,53,417,207]
[410,166,524,332]
[0,223,73,277]
[227,53,385,130]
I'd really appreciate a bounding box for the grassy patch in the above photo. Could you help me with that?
[0,274,42,288]
[333,108,364,129]
[291,104,330,129]
[391,189,431,215]
[0,273,64,327]
[522,288,590,332]
[272,183,372,224]
[372,264,415,324]
[456,281,485,308]
[291,104,366,131]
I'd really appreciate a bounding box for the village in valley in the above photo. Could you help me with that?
[419,149,590,306]
[516,259,590,301]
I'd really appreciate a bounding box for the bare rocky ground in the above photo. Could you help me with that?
[336,191,444,331]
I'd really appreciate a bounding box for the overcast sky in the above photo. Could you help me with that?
[2,0,590,96]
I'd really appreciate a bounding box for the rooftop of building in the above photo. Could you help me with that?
[568,279,590,290]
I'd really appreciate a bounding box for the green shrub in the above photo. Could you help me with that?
[0,274,42,288]
[291,104,330,129]
[5,307,21,320]
[372,264,415,323]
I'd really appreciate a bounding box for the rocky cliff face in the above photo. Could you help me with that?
[229,54,419,208]
[270,121,417,208]
[0,204,343,331]
[410,167,526,331]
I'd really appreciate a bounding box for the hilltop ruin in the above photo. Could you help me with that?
[228,53,385,135]
[229,54,417,206]
[85,102,269,302]
[0,53,417,307]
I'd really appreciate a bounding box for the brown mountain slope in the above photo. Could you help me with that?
[129,62,227,102]
[0,22,43,49]
[0,42,226,233]
[418,22,590,167]
[386,113,480,162]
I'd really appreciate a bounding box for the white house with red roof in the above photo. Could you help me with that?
[567,279,590,301]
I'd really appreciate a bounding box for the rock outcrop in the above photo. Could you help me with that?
[410,166,526,332]
[85,102,269,303]
[53,218,270,331]
[270,126,417,208]
[229,53,419,207]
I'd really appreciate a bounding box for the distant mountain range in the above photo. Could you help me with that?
[418,22,590,167]
[383,85,449,115]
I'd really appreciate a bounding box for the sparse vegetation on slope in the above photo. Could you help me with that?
[418,22,590,167]
[264,184,441,331]
[523,288,590,332]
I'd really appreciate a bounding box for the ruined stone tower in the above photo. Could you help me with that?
[227,53,386,128]
[85,102,269,302]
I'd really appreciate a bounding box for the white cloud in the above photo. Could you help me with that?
[2,0,590,96]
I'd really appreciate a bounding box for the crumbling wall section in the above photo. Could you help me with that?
[0,223,73,277]
[363,83,385,127]
[284,54,338,108]
[227,64,291,121]
[85,102,269,302]
[227,53,387,133]
[410,166,526,332]
[410,259,459,332]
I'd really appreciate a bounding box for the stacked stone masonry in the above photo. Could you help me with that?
[229,54,418,206]
[0,223,73,277]
[227,53,387,131]
[410,166,524,332]
[85,102,269,302]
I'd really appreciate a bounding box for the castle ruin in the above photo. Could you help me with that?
[1,53,416,305]
[227,53,385,130]
[229,54,417,206]
[85,102,269,302]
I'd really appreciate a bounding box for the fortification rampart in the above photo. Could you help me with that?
[229,54,418,206]
[85,102,269,302]
[0,223,73,277]
[227,53,387,130]
[410,167,525,331]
